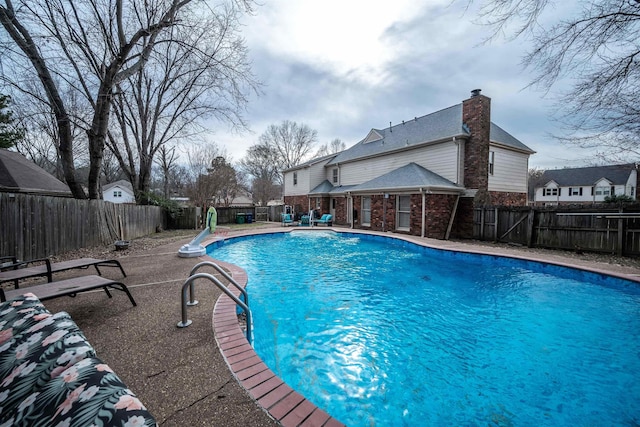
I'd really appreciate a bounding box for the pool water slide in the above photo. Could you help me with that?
[178,207,217,257]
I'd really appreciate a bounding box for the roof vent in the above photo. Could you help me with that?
[471,89,482,97]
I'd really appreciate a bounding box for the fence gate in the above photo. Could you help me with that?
[255,206,269,222]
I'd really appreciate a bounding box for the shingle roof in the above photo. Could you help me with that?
[347,163,462,193]
[540,164,635,186]
[103,179,133,192]
[309,180,334,195]
[327,103,533,166]
[0,149,72,197]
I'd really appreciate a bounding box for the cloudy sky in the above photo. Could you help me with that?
[210,0,595,170]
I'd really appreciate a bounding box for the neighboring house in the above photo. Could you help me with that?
[103,180,136,204]
[534,164,638,206]
[283,90,535,239]
[0,149,72,197]
[228,193,253,207]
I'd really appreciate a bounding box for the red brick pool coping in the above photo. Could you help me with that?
[211,257,344,427]
[209,228,640,427]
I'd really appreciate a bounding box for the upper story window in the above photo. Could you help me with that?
[332,168,338,184]
[114,191,122,197]
[543,187,558,196]
[293,172,297,185]
[488,151,495,175]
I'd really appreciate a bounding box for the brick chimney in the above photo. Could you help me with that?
[462,89,491,205]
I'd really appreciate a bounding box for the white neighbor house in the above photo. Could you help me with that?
[103,180,136,204]
[534,164,638,206]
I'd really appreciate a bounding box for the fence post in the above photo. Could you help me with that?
[493,207,499,242]
[480,208,485,240]
[618,207,624,256]
[527,209,535,248]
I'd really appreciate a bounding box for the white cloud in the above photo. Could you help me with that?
[206,0,599,171]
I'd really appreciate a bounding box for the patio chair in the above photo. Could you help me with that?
[281,213,295,227]
[0,257,127,288]
[312,214,333,226]
[0,274,137,306]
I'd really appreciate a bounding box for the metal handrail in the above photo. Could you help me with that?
[177,272,253,344]
[187,261,248,306]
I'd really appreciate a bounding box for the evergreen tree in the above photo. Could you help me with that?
[0,94,23,149]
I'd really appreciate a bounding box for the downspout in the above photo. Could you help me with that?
[445,194,461,240]
[421,188,426,238]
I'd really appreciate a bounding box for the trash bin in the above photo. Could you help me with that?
[236,213,245,224]
[245,213,253,224]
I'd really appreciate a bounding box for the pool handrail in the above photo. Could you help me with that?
[177,272,253,344]
[187,261,248,306]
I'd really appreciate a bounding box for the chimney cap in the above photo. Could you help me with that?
[471,89,482,97]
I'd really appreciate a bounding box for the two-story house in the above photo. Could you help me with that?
[534,164,638,206]
[283,90,535,239]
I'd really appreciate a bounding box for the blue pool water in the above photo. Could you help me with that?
[208,231,640,426]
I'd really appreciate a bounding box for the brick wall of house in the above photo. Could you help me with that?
[334,197,347,225]
[283,195,309,215]
[450,197,474,239]
[423,194,458,239]
[462,91,491,206]
[368,195,397,231]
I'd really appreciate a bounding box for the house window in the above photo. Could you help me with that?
[595,186,610,196]
[397,195,410,230]
[293,172,297,185]
[488,151,495,175]
[362,196,371,226]
[569,187,582,196]
[543,187,558,196]
[332,168,338,184]
[114,191,122,197]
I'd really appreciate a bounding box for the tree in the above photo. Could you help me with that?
[470,0,640,160]
[528,167,546,202]
[314,138,346,157]
[257,120,318,182]
[0,94,23,148]
[239,143,282,205]
[0,0,255,199]
[107,3,258,203]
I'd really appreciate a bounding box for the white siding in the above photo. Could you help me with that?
[488,146,529,192]
[339,142,459,186]
[284,169,311,196]
[309,163,327,189]
[103,186,135,203]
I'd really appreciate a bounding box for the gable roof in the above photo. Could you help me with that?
[540,164,635,187]
[347,163,462,194]
[0,149,72,197]
[283,153,338,173]
[103,180,134,193]
[327,103,533,166]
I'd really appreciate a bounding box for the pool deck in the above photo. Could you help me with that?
[32,225,640,426]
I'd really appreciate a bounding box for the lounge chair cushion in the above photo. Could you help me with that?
[0,294,155,426]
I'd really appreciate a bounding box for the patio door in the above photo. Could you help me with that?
[330,198,336,219]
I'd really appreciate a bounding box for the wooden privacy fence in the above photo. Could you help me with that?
[473,205,640,257]
[161,205,285,230]
[1,193,165,260]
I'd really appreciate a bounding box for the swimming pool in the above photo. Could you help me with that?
[208,230,640,426]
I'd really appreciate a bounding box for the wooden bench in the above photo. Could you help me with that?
[0,275,137,306]
[0,257,126,288]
